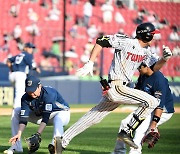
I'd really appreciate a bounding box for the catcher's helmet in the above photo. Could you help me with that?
[136,22,160,42]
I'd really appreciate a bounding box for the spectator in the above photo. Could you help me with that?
[118,28,125,35]
[101,1,114,23]
[81,39,94,64]
[0,32,10,53]
[83,0,93,28]
[26,22,40,37]
[45,4,61,21]
[12,24,23,50]
[133,8,147,24]
[40,0,48,8]
[172,45,180,56]
[150,41,161,56]
[69,24,78,39]
[158,18,169,29]
[115,11,126,24]
[9,4,20,18]
[146,11,157,23]
[169,25,179,42]
[65,46,78,58]
[51,40,62,61]
[71,0,78,5]
[115,0,125,8]
[27,8,39,22]
[40,54,54,71]
[87,24,99,39]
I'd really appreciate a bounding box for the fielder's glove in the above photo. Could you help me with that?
[25,132,41,153]
[76,60,94,77]
[162,45,172,61]
[142,128,160,148]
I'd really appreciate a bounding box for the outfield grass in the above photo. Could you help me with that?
[0,112,180,154]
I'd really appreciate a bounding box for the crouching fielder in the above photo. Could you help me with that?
[60,22,172,152]
[8,76,70,154]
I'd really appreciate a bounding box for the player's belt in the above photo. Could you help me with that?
[108,80,128,86]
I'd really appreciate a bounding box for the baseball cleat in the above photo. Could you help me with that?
[118,130,138,149]
[3,146,23,154]
[54,136,63,154]
[48,144,55,154]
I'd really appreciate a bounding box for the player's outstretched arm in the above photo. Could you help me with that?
[76,44,102,77]
[9,124,26,145]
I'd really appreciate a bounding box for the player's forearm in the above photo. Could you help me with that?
[153,58,166,72]
[18,123,26,137]
[150,108,163,128]
[37,122,47,134]
[89,44,103,62]
[6,60,12,71]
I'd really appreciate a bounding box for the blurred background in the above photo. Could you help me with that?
[0,0,179,105]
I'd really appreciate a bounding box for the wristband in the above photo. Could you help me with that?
[152,115,160,123]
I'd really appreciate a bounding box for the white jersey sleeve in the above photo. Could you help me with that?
[108,34,129,50]
[143,48,160,67]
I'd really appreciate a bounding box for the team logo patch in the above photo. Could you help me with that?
[45,104,52,111]
[154,91,162,99]
[21,110,25,115]
[27,80,32,87]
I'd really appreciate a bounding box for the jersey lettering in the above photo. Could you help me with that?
[126,52,145,62]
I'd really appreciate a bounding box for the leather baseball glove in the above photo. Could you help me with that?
[25,132,41,153]
[142,128,160,148]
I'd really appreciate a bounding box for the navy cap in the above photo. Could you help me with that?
[24,42,36,48]
[25,76,41,92]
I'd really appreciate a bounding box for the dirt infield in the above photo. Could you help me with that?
[0,107,180,116]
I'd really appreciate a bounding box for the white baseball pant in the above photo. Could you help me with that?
[61,80,159,148]
[113,111,173,154]
[28,110,70,145]
[9,72,26,151]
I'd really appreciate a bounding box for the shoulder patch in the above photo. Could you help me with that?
[21,110,25,115]
[45,104,52,111]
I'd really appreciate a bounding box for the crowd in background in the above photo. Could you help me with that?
[0,0,179,77]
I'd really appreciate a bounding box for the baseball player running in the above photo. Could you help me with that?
[112,63,174,154]
[8,76,70,154]
[58,22,172,153]
[4,43,40,153]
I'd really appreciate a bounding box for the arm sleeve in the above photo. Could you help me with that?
[135,75,143,89]
[24,54,36,69]
[153,79,166,109]
[19,96,30,125]
[42,112,51,124]
[96,35,112,47]
[143,49,159,67]
[8,56,16,63]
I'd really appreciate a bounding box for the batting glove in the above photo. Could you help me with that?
[76,60,94,77]
[162,45,172,61]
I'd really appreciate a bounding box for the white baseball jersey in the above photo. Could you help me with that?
[107,34,158,82]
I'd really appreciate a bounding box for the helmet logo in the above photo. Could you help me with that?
[137,29,148,33]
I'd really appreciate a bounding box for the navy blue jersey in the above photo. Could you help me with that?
[136,71,174,113]
[20,86,70,125]
[8,51,35,72]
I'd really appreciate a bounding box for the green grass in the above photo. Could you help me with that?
[0,112,180,154]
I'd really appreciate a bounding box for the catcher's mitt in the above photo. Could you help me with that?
[142,128,160,148]
[25,132,41,153]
